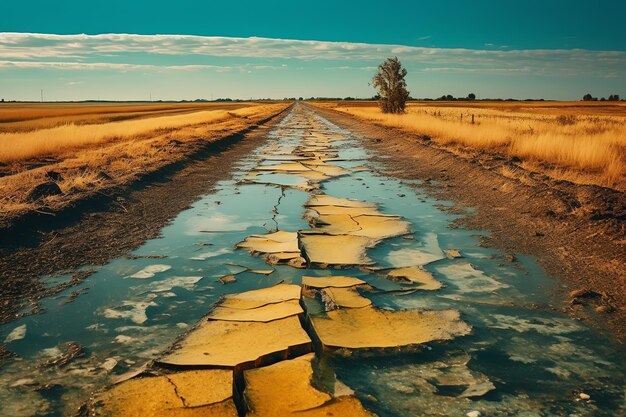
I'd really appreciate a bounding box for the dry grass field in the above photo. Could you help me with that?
[1,106,250,162]
[0,102,288,224]
[0,102,249,132]
[314,101,626,190]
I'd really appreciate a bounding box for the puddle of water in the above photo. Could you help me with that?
[1,106,624,417]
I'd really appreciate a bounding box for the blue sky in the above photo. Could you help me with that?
[1,1,625,101]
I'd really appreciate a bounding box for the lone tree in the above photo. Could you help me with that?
[372,57,410,113]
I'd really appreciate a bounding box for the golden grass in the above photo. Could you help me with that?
[0,103,288,224]
[0,102,247,122]
[0,102,252,133]
[315,102,626,189]
[0,107,264,162]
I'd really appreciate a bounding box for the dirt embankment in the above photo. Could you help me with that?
[0,105,293,326]
[308,104,626,342]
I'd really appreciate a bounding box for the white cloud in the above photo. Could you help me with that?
[0,33,624,78]
[324,65,378,71]
[0,60,238,72]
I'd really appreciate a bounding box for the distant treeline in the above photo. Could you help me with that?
[310,93,624,102]
[2,94,624,103]
[582,93,620,101]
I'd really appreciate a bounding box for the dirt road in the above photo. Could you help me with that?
[0,104,624,416]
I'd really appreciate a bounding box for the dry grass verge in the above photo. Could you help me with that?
[0,103,289,226]
[0,102,249,131]
[313,101,626,190]
[0,108,252,161]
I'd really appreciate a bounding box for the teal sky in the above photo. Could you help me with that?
[1,1,625,101]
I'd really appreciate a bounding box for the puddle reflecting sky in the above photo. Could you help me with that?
[1,107,624,417]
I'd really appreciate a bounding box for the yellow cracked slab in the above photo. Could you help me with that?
[245,176,313,192]
[445,249,463,258]
[307,205,382,217]
[306,195,375,208]
[255,230,298,243]
[219,275,237,284]
[299,233,374,266]
[311,214,361,235]
[321,287,372,309]
[296,170,329,181]
[220,284,301,310]
[208,300,303,322]
[255,162,312,172]
[262,155,307,161]
[168,370,234,407]
[243,353,375,417]
[299,146,335,153]
[95,369,237,417]
[248,269,275,275]
[309,307,471,350]
[312,214,410,240]
[159,316,311,367]
[387,267,443,290]
[236,231,299,254]
[265,251,302,260]
[302,276,367,289]
[297,158,332,166]
[301,163,348,177]
[350,215,411,239]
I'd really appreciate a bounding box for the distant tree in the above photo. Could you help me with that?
[608,94,620,101]
[600,97,606,101]
[298,97,303,101]
[582,93,594,101]
[467,93,476,100]
[372,57,410,113]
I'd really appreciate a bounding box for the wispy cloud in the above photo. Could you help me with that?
[0,32,624,78]
[423,67,533,75]
[0,60,235,71]
[324,66,377,71]
[0,60,286,73]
